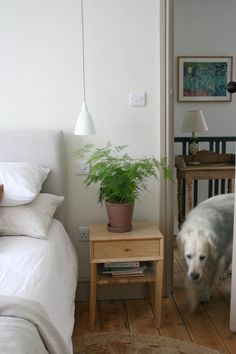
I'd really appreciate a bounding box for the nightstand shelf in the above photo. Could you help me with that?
[96,265,156,285]
[89,221,164,330]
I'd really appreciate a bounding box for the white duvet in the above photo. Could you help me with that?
[0,219,78,354]
[0,296,68,354]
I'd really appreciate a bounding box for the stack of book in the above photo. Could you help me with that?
[102,261,147,277]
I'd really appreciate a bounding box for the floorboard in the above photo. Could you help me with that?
[73,252,236,353]
[100,300,129,332]
[125,298,159,335]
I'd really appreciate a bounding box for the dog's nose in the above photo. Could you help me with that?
[190,272,200,280]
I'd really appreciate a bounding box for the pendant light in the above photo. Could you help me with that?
[74,0,96,135]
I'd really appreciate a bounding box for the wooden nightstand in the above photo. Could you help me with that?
[89,220,164,330]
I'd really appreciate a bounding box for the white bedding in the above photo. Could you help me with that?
[0,296,68,354]
[0,219,78,353]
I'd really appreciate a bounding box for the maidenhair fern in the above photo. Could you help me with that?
[74,142,173,203]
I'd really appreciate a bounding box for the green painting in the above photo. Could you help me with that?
[178,57,232,102]
[183,62,227,97]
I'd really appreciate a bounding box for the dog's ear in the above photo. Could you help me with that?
[205,231,218,260]
[175,231,186,256]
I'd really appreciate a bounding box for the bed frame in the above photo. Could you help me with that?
[0,130,65,223]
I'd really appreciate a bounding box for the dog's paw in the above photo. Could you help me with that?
[199,297,210,304]
[219,272,227,280]
[219,270,231,280]
[199,290,211,303]
[188,302,198,313]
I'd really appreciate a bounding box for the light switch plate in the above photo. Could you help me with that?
[129,91,146,107]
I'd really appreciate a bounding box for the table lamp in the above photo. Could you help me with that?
[181,110,208,165]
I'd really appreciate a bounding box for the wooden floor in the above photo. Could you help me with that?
[73,252,236,353]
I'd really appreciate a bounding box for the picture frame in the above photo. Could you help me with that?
[177,56,233,102]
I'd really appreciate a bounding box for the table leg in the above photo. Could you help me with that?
[89,263,97,330]
[228,179,232,193]
[186,178,192,213]
[153,259,163,329]
[177,173,183,229]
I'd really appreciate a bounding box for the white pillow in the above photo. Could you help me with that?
[0,162,50,206]
[0,193,64,239]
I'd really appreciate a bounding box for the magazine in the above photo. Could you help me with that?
[102,263,147,277]
[103,261,140,268]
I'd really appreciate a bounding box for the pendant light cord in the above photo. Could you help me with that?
[81,0,86,101]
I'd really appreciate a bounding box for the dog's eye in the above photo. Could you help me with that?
[199,255,206,261]
[186,254,192,259]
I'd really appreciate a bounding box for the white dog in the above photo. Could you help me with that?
[176,193,234,311]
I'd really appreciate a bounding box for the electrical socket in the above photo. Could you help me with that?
[78,226,89,241]
[75,159,90,175]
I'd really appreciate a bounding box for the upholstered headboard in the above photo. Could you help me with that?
[0,130,65,222]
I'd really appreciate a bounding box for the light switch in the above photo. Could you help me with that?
[129,91,146,107]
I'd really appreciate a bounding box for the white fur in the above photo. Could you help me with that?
[176,193,234,311]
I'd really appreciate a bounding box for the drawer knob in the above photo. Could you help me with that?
[125,248,130,252]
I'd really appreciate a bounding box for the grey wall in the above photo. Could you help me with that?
[174,0,236,138]
[173,0,236,231]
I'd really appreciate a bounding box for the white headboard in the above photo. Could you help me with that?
[0,130,65,222]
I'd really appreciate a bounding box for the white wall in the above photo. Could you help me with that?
[0,1,162,287]
[174,0,236,138]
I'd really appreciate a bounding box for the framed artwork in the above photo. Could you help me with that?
[177,56,233,102]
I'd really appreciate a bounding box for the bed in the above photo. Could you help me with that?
[0,130,78,354]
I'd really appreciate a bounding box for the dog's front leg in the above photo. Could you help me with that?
[185,278,200,312]
[220,248,232,279]
[199,261,218,302]
[199,283,211,303]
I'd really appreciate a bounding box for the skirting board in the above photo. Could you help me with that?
[76,280,149,302]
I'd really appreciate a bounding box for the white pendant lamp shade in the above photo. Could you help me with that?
[74,0,96,136]
[74,102,95,135]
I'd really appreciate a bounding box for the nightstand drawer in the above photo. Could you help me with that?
[92,239,160,260]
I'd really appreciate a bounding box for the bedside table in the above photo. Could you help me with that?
[89,220,164,330]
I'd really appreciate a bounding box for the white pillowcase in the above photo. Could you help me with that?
[0,193,64,239]
[0,162,50,206]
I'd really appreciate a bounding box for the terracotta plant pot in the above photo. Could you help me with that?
[105,201,134,233]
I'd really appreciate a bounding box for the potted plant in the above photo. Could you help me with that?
[75,142,172,232]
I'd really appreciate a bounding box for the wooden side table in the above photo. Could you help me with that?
[175,152,235,228]
[0,185,3,201]
[89,221,164,330]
